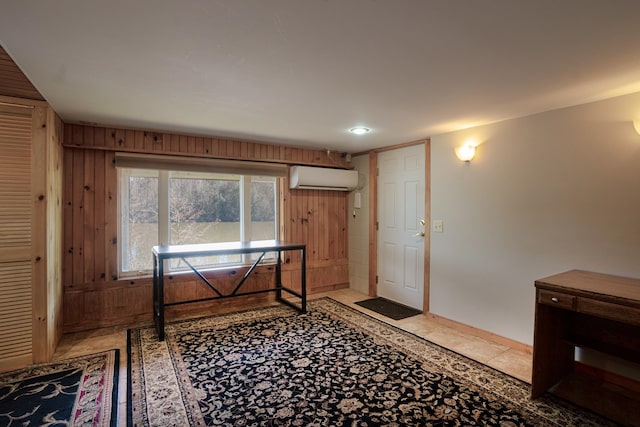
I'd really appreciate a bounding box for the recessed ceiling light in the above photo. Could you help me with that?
[349,127,370,135]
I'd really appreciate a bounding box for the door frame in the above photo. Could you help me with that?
[368,139,431,312]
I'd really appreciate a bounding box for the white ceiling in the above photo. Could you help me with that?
[2,0,640,153]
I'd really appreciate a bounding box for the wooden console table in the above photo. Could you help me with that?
[152,240,306,341]
[532,270,640,426]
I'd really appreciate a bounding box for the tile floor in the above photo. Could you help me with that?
[52,288,533,426]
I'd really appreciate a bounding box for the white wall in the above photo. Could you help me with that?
[430,91,640,346]
[348,155,370,294]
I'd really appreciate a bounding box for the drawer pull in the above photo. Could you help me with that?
[538,289,576,309]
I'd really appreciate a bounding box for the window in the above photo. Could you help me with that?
[119,168,278,276]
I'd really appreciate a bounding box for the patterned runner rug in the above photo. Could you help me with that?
[128,298,612,426]
[0,349,119,426]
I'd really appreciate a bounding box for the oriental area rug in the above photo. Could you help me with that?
[0,349,119,426]
[127,298,612,426]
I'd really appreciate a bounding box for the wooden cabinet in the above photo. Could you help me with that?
[532,270,640,426]
[0,96,64,370]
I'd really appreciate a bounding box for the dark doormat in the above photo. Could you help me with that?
[354,297,422,320]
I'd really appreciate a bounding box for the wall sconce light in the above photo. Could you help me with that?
[455,145,476,162]
[634,119,640,135]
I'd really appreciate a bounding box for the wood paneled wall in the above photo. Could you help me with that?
[62,124,351,331]
[0,46,46,101]
[32,105,64,362]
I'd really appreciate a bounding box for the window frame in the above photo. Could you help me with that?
[117,167,280,278]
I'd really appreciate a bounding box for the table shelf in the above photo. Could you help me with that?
[563,335,640,365]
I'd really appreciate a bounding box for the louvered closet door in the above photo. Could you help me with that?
[0,104,33,365]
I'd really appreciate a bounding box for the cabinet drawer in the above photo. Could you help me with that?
[537,289,576,310]
[577,298,640,326]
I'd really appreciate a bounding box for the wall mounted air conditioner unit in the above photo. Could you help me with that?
[289,166,358,191]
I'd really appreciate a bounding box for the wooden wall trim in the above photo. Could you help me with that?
[368,151,377,297]
[62,124,352,169]
[31,105,48,363]
[0,95,47,108]
[0,355,32,372]
[30,105,64,363]
[426,311,533,355]
[423,139,431,312]
[47,110,65,356]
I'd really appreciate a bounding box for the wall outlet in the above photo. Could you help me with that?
[432,219,444,233]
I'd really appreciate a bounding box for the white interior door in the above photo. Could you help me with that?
[377,144,425,310]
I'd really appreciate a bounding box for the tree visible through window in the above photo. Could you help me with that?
[119,169,277,275]
[123,172,158,273]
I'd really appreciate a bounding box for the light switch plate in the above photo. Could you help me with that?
[433,219,444,233]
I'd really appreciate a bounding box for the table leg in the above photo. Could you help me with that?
[158,257,165,341]
[301,247,306,313]
[276,250,282,301]
[152,254,158,334]
[531,303,573,397]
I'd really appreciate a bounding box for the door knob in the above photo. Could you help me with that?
[420,219,425,226]
[415,231,425,237]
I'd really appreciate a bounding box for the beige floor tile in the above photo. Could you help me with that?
[422,328,474,349]
[395,317,439,336]
[117,402,128,427]
[51,338,76,358]
[451,336,510,363]
[486,348,533,383]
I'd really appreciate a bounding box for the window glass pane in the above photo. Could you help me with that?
[122,171,158,273]
[169,172,241,269]
[119,168,279,276]
[249,177,277,262]
[251,177,277,241]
